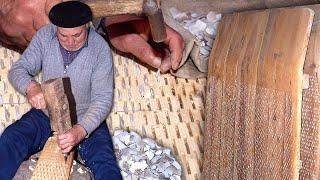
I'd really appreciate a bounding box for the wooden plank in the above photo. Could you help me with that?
[30,137,74,180]
[300,4,320,179]
[204,7,313,179]
[203,12,239,179]
[236,11,268,180]
[41,78,74,134]
[221,12,253,179]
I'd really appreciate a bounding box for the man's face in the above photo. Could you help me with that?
[57,24,87,51]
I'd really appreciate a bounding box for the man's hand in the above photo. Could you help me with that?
[57,125,87,153]
[103,17,184,73]
[26,81,46,109]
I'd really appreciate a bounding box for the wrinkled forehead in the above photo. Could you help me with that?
[57,25,87,36]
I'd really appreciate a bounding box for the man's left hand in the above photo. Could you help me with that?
[57,125,87,153]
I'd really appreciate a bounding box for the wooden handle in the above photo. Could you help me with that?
[41,78,73,134]
[82,0,144,18]
[82,0,167,42]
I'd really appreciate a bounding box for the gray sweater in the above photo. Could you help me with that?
[8,24,114,136]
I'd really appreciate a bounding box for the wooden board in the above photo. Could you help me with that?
[41,77,74,134]
[30,137,74,180]
[203,7,313,179]
[300,4,320,180]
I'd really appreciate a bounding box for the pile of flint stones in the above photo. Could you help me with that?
[113,130,182,180]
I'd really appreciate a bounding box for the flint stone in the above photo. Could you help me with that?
[0,123,5,136]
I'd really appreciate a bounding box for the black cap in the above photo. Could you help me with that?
[49,1,92,28]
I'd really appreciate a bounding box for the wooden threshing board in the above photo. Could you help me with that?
[203,7,313,179]
[300,4,320,180]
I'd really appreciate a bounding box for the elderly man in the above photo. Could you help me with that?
[0,1,122,179]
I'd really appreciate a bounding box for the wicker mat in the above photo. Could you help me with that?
[0,47,206,180]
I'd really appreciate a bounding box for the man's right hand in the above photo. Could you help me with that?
[26,81,46,109]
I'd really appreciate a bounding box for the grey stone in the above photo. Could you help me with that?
[0,122,5,136]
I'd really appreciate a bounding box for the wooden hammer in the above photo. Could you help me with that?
[82,0,167,43]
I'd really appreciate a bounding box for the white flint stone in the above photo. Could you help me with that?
[124,174,131,180]
[155,162,171,173]
[204,45,213,52]
[144,144,150,151]
[155,150,162,155]
[115,130,130,141]
[190,12,198,18]
[123,134,131,145]
[196,34,204,41]
[183,19,196,27]
[183,19,196,24]
[114,130,124,137]
[142,138,157,149]
[174,12,189,22]
[205,26,216,37]
[200,47,210,56]
[0,123,5,136]
[302,74,310,89]
[168,7,221,64]
[169,7,182,18]
[77,167,85,174]
[28,166,35,171]
[188,20,207,35]
[128,143,140,151]
[129,161,148,173]
[163,166,175,177]
[206,11,217,22]
[216,14,222,21]
[191,12,203,18]
[200,54,208,60]
[163,148,171,155]
[151,155,162,164]
[162,155,175,162]
[145,150,155,160]
[131,174,139,180]
[113,136,127,150]
[133,155,145,162]
[122,148,139,156]
[172,161,182,171]
[121,170,128,177]
[129,131,141,144]
[205,37,214,47]
[170,175,181,180]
